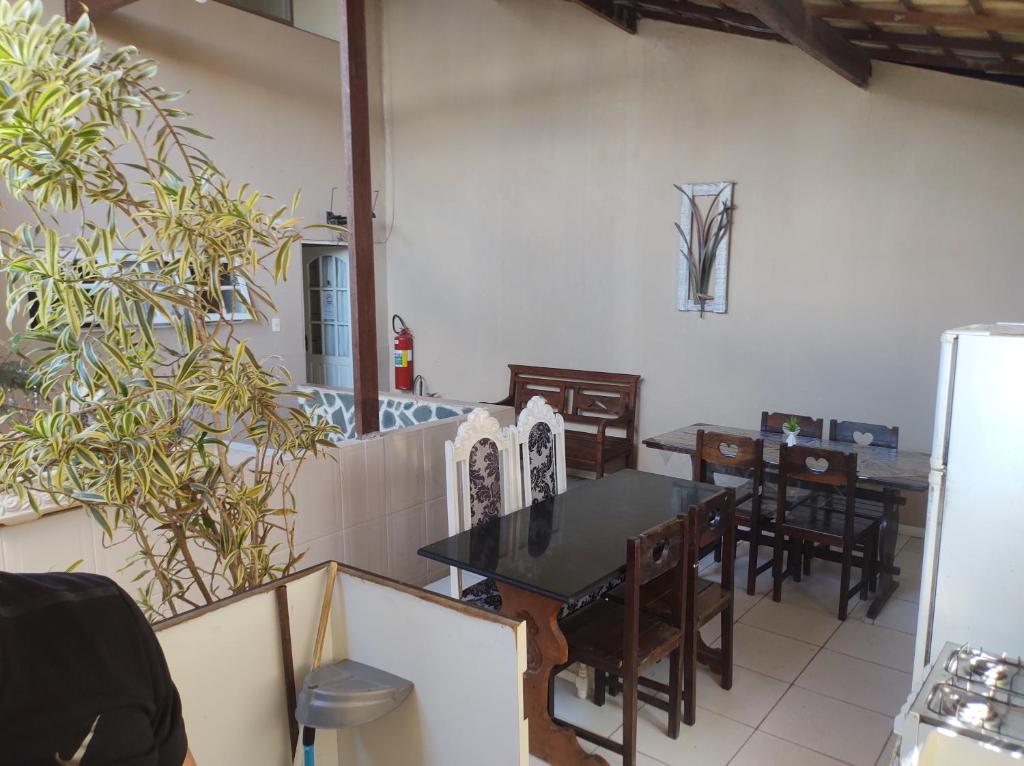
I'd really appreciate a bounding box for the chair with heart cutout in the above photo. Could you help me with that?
[771,445,881,621]
[691,430,772,596]
[826,419,906,587]
[828,421,903,526]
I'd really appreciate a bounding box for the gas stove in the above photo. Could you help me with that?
[899,642,1024,764]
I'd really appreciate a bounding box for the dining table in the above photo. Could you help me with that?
[643,422,932,618]
[418,469,728,766]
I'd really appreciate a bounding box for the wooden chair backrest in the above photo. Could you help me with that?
[760,411,824,439]
[686,491,736,625]
[512,396,568,505]
[776,445,858,536]
[694,430,764,488]
[506,365,641,429]
[828,419,899,450]
[689,488,736,553]
[628,516,687,590]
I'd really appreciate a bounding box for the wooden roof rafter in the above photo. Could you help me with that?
[845,29,1024,57]
[722,0,872,85]
[568,0,640,32]
[636,0,784,42]
[65,0,139,23]
[962,0,1011,68]
[562,0,1024,87]
[806,5,1024,34]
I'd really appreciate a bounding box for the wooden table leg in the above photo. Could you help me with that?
[867,495,901,619]
[498,582,609,766]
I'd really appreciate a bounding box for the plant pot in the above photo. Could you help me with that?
[783,427,800,447]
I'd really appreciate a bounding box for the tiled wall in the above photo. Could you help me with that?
[319,401,515,586]
[0,399,514,592]
[300,386,475,442]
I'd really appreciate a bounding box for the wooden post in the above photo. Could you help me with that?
[339,0,381,435]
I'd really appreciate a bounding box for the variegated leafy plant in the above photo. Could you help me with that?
[0,1,338,619]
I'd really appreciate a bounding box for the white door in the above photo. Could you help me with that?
[303,247,353,388]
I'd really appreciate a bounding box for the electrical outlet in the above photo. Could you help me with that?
[271,318,281,332]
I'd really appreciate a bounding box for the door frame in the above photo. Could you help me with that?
[301,241,354,388]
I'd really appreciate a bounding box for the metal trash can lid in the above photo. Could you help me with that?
[296,659,413,730]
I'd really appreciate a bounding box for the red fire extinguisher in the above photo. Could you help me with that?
[393,314,414,391]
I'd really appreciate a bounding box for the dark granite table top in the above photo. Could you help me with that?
[418,469,726,603]
[644,423,931,493]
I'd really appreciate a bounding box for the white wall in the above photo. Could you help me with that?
[380,0,1024,476]
[157,564,527,766]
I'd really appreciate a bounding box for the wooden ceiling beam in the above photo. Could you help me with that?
[566,0,639,33]
[845,28,1024,56]
[809,5,1024,34]
[65,0,139,22]
[639,0,775,31]
[874,48,1024,75]
[721,0,872,86]
[642,8,784,41]
[963,0,1012,65]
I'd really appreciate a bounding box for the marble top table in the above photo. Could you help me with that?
[644,423,931,492]
[419,469,726,766]
[419,469,724,603]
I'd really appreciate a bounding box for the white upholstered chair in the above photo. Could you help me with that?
[512,395,568,506]
[438,408,519,608]
[512,396,596,698]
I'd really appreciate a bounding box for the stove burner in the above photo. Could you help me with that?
[946,645,1024,693]
[926,684,1003,729]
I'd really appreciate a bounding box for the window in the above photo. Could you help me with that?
[200,274,253,324]
[56,249,252,328]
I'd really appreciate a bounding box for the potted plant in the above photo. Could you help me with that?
[782,416,801,447]
[0,2,339,620]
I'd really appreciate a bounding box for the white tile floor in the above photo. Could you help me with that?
[532,535,921,766]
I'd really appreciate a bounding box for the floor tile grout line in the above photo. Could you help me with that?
[753,632,866,766]
[824,645,914,675]
[723,726,758,766]
[803,645,914,676]
[754,729,860,766]
[871,732,898,766]
[791,673,906,719]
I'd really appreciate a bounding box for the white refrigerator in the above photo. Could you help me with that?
[913,323,1024,687]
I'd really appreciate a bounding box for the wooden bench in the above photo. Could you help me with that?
[493,365,641,478]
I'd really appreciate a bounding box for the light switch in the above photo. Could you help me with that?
[271,317,281,332]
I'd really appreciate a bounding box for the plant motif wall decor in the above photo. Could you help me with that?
[675,182,735,317]
[0,2,339,619]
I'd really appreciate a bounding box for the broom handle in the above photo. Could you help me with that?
[312,561,339,670]
[301,561,339,766]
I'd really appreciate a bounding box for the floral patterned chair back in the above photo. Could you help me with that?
[443,408,518,600]
[513,396,568,506]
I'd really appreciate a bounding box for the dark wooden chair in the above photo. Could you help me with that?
[692,430,771,596]
[558,516,689,764]
[761,410,824,439]
[827,419,904,518]
[824,419,905,583]
[493,365,641,478]
[759,410,826,524]
[597,489,736,727]
[829,419,899,449]
[772,445,879,621]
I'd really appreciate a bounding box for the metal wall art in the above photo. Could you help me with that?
[675,181,735,317]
